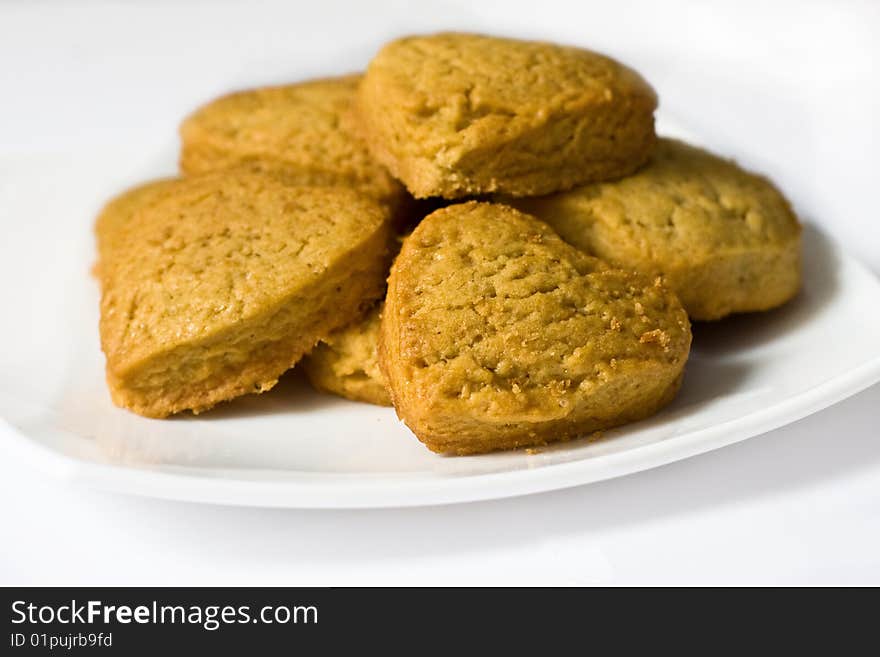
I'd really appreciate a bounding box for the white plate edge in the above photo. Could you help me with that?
[3,350,879,509]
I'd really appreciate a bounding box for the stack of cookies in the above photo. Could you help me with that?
[94,33,801,455]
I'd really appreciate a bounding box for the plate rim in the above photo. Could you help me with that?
[4,349,880,509]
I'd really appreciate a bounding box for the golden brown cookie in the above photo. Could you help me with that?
[506,138,802,320]
[98,170,391,418]
[179,74,408,213]
[380,202,691,455]
[302,303,391,406]
[357,33,657,199]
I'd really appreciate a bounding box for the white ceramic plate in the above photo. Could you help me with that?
[3,120,880,508]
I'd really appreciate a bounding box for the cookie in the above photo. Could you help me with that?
[98,170,391,418]
[302,303,391,406]
[506,138,802,320]
[356,32,657,199]
[380,202,691,454]
[179,74,408,213]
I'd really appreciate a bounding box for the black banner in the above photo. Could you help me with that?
[1,587,869,653]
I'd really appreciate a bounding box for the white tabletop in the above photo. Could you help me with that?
[2,0,878,586]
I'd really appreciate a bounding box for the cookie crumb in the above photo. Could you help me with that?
[640,328,671,349]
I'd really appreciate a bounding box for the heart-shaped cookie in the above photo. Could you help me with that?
[98,170,391,417]
[180,75,407,214]
[505,138,802,320]
[380,202,691,454]
[357,33,657,199]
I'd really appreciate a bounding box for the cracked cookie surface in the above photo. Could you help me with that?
[380,202,691,454]
[98,170,391,417]
[357,33,657,199]
[506,138,802,320]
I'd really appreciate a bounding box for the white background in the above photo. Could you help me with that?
[1,0,879,585]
